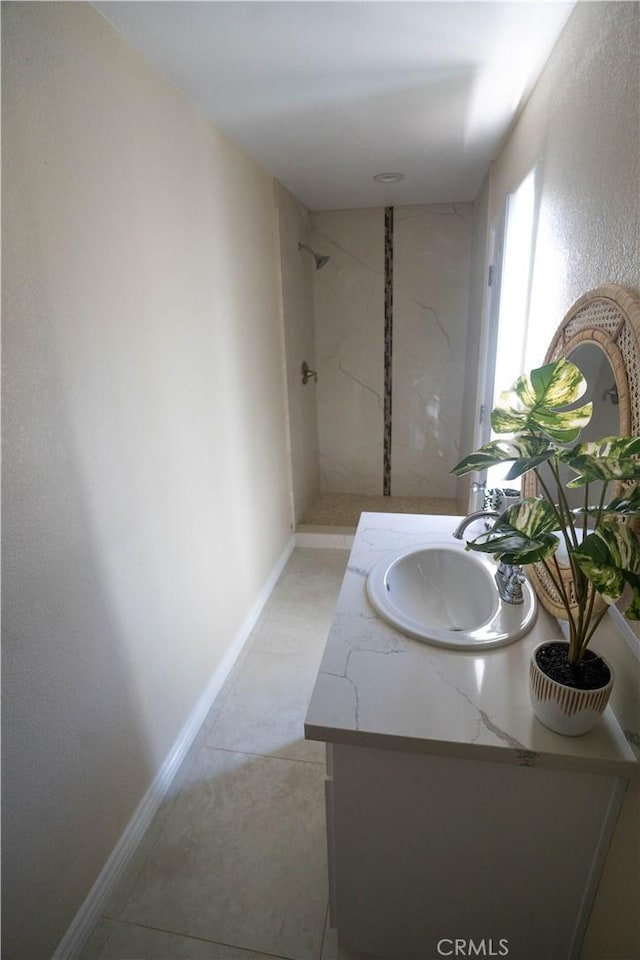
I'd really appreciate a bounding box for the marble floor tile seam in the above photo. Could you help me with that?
[94,916,314,960]
[247,616,335,646]
[262,611,330,633]
[195,649,326,763]
[192,742,326,767]
[242,644,324,661]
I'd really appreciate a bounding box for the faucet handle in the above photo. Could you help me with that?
[495,562,525,604]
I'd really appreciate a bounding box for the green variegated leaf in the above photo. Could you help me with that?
[561,436,640,487]
[573,520,640,618]
[566,461,640,488]
[503,499,559,537]
[451,437,553,478]
[465,498,559,565]
[598,520,640,569]
[468,530,559,566]
[561,435,640,462]
[602,485,640,516]
[624,576,640,620]
[573,483,640,518]
[491,358,593,442]
[492,398,593,442]
[527,359,588,407]
[586,437,640,458]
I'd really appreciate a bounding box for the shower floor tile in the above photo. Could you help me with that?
[298,492,463,529]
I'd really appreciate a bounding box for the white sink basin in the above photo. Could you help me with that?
[366,543,537,650]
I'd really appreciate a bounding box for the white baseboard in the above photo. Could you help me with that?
[53,535,296,960]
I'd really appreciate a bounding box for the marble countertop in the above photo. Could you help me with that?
[304,513,638,777]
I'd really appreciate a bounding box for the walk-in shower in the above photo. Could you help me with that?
[294,204,474,531]
[277,190,476,533]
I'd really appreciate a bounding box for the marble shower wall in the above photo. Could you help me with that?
[392,204,474,496]
[275,182,320,525]
[311,209,385,494]
[310,203,473,497]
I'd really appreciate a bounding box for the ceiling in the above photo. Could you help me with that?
[94,1,576,210]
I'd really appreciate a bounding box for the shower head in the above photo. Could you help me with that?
[298,242,330,271]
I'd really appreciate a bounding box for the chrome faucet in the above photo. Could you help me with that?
[453,510,525,605]
[494,562,526,604]
[452,510,500,539]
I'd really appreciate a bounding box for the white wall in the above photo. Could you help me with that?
[489,1,639,366]
[487,4,639,957]
[2,4,292,958]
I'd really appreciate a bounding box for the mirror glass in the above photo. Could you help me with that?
[570,342,621,436]
[555,342,621,513]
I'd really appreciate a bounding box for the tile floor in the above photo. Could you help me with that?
[82,547,350,960]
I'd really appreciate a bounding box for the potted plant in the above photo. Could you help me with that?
[452,357,640,735]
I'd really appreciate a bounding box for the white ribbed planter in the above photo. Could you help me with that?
[529,641,614,737]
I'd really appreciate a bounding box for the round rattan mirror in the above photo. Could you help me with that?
[522,284,640,620]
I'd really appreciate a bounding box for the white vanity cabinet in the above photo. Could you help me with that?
[324,742,625,960]
[305,513,638,960]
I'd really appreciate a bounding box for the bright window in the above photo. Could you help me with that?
[487,168,536,489]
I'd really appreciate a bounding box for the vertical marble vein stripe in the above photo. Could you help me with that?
[383,206,394,496]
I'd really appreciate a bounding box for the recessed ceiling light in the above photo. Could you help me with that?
[373,172,405,183]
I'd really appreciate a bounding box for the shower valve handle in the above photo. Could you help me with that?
[301,361,318,385]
